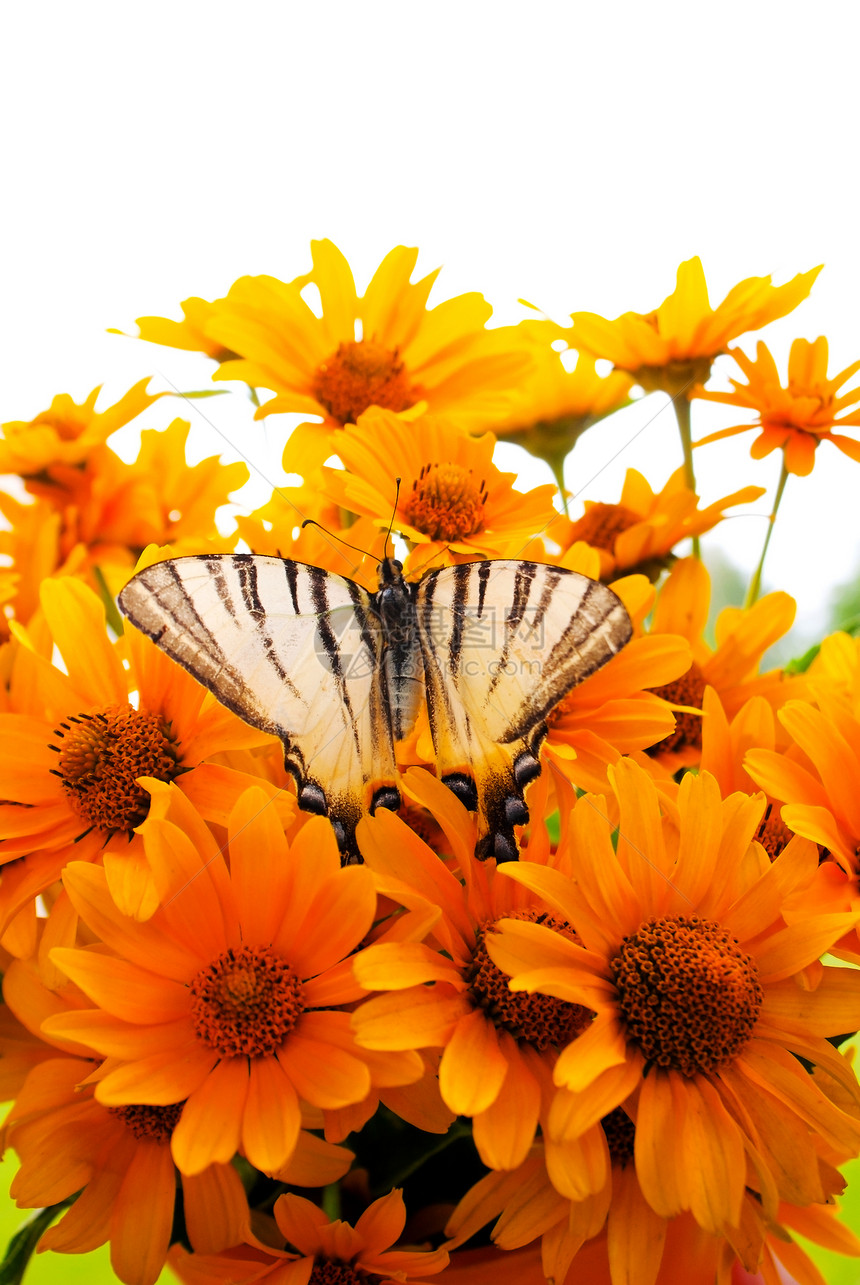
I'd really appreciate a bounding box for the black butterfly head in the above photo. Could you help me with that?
[378,556,405,587]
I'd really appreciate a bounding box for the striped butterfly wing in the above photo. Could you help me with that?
[415,560,632,860]
[118,554,399,859]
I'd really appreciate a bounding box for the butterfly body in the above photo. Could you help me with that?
[119,553,632,862]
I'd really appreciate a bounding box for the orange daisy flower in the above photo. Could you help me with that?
[23,418,248,567]
[0,574,289,940]
[0,379,163,476]
[2,941,353,1285]
[549,466,764,582]
[446,1143,860,1285]
[318,408,558,572]
[641,556,797,771]
[168,1188,449,1285]
[695,337,860,476]
[488,760,860,1238]
[745,694,860,885]
[565,258,821,396]
[45,785,383,1177]
[351,769,588,1171]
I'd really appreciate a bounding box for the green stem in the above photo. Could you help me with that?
[321,1183,341,1221]
[745,459,789,608]
[93,566,124,635]
[672,393,700,558]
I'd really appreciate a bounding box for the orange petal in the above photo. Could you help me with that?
[50,947,189,1024]
[439,1010,507,1115]
[171,1058,249,1175]
[111,1140,175,1285]
[241,1054,302,1173]
[277,1012,371,1108]
[183,1162,251,1253]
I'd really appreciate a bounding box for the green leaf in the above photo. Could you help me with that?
[784,642,821,674]
[0,1204,66,1285]
[175,389,228,399]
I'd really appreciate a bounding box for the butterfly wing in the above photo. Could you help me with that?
[414,560,632,859]
[118,554,399,860]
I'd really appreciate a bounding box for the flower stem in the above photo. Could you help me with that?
[672,393,700,558]
[745,459,789,608]
[546,450,569,514]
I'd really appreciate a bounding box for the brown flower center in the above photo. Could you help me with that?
[646,661,706,755]
[601,1107,636,1167]
[309,1264,365,1285]
[755,802,793,861]
[404,463,488,542]
[50,705,180,834]
[471,913,592,1051]
[314,339,419,425]
[190,945,305,1057]
[109,1101,184,1143]
[565,502,640,553]
[611,915,763,1076]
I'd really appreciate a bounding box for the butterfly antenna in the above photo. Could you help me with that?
[384,478,402,562]
[300,519,374,561]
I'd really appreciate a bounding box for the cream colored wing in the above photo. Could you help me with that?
[118,554,398,860]
[414,560,632,859]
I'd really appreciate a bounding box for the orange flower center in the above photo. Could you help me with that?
[755,802,793,861]
[646,661,707,755]
[190,945,305,1057]
[565,502,640,553]
[309,1264,363,1285]
[404,463,488,542]
[51,705,181,834]
[109,1101,184,1143]
[472,913,592,1052]
[314,339,419,425]
[611,915,763,1076]
[601,1107,636,1167]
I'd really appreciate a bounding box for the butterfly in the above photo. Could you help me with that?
[118,554,632,862]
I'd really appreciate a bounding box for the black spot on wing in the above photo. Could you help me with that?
[235,558,302,701]
[447,563,471,678]
[487,562,537,698]
[476,560,491,619]
[284,561,302,615]
[307,565,361,758]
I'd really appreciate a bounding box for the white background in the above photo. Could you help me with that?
[2,1,857,657]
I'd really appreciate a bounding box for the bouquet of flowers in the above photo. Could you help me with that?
[1,242,859,1285]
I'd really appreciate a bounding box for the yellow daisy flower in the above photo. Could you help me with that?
[0,380,163,475]
[550,466,764,582]
[114,296,235,361]
[203,240,533,457]
[490,326,632,481]
[695,336,860,477]
[566,258,821,397]
[488,762,860,1240]
[318,408,558,571]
